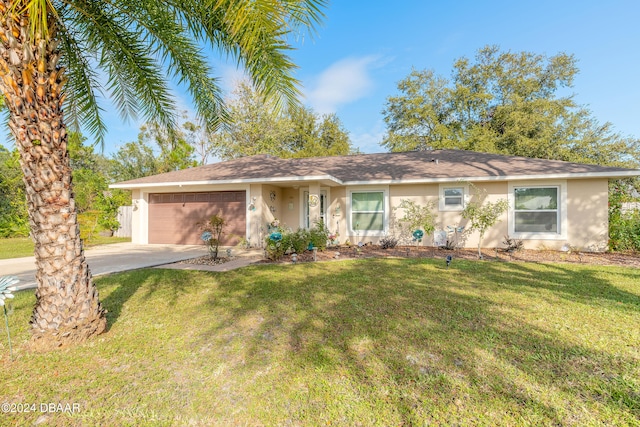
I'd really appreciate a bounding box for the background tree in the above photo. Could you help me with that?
[67,133,130,238]
[211,81,357,159]
[382,46,640,168]
[68,132,112,213]
[182,119,215,166]
[289,110,353,158]
[0,146,28,237]
[111,123,198,182]
[0,0,325,348]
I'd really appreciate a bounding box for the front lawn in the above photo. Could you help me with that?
[2,259,639,426]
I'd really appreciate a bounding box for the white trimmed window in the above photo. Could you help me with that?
[439,185,466,211]
[514,187,558,232]
[348,189,388,236]
[509,182,567,240]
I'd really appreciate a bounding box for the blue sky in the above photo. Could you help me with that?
[5,0,638,158]
[287,0,640,154]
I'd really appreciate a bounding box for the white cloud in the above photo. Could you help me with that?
[350,120,387,154]
[304,55,381,114]
[219,64,249,94]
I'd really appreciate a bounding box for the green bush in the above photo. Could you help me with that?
[0,212,29,238]
[264,221,329,260]
[289,228,311,254]
[309,220,329,250]
[264,228,291,261]
[609,209,640,252]
[608,180,640,252]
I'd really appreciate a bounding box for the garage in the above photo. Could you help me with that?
[148,191,246,245]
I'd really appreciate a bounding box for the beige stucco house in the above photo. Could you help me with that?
[110,150,640,252]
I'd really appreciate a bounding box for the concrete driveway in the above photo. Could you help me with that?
[1,243,208,290]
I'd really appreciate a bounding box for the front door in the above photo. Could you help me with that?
[304,190,327,228]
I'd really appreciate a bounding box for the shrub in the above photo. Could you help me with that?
[264,221,329,260]
[608,179,640,252]
[379,236,398,249]
[309,220,329,250]
[502,235,524,252]
[198,213,225,259]
[96,189,129,232]
[289,228,311,254]
[609,208,640,251]
[265,230,290,261]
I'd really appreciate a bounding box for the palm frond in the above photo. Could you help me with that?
[56,15,107,145]
[177,0,324,112]
[107,0,228,131]
[64,0,177,130]
[38,0,325,140]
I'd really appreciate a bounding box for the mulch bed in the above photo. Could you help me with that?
[177,255,232,266]
[178,246,640,268]
[260,245,640,268]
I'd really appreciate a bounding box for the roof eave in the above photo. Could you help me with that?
[109,174,344,190]
[109,170,640,190]
[342,170,640,186]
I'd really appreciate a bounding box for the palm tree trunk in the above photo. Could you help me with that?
[0,4,106,349]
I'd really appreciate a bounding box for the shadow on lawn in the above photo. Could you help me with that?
[100,269,193,331]
[201,258,640,425]
[480,260,640,311]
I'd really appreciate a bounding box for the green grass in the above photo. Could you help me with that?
[0,236,131,259]
[0,237,34,259]
[2,259,639,426]
[0,210,130,259]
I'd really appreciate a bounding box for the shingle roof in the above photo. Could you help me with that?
[111,150,640,188]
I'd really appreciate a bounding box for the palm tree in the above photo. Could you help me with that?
[0,0,325,349]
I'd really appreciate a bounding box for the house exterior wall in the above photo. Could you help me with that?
[327,186,346,242]
[261,184,281,227]
[248,184,262,247]
[336,179,609,251]
[567,179,609,251]
[131,189,143,244]
[368,182,509,249]
[126,177,611,252]
[280,188,300,230]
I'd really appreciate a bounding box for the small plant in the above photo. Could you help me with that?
[309,220,329,250]
[198,212,226,259]
[379,236,399,249]
[289,228,311,254]
[265,229,290,261]
[502,235,524,252]
[462,186,509,259]
[235,236,251,250]
[393,199,437,245]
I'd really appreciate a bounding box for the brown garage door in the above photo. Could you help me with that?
[148,191,246,245]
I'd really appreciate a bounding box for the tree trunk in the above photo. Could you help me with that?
[0,4,106,349]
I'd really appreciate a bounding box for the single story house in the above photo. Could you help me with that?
[110,149,640,252]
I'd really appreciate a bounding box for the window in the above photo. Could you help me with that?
[513,187,559,233]
[439,185,466,211]
[351,191,384,232]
